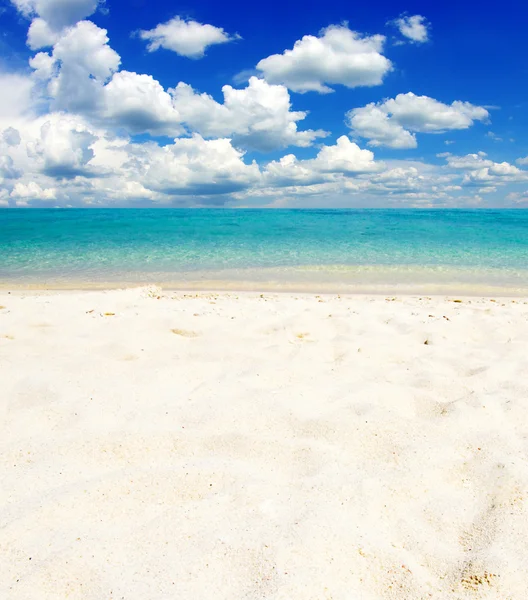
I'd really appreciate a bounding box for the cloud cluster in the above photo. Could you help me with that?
[2,103,525,207]
[1,4,522,208]
[27,21,326,150]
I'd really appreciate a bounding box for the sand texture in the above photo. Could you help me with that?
[1,287,528,599]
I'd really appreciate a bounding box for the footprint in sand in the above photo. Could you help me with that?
[460,568,499,591]
[295,332,311,341]
[171,328,199,338]
[453,486,506,592]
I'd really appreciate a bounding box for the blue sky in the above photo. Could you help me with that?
[1,0,528,207]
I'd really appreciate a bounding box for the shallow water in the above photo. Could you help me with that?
[1,209,527,292]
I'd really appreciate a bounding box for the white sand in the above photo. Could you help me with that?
[1,287,528,599]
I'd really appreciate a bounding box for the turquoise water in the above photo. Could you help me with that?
[1,209,527,292]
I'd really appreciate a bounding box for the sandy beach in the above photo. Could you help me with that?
[1,286,528,599]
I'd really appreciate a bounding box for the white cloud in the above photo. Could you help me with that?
[347,104,417,149]
[347,92,489,148]
[385,94,489,131]
[29,51,56,79]
[516,156,528,166]
[11,0,101,30]
[0,73,36,126]
[27,17,59,49]
[41,21,121,114]
[461,162,526,186]
[103,71,184,136]
[314,135,379,174]
[263,154,326,187]
[90,179,159,202]
[170,77,328,151]
[2,129,384,205]
[30,21,121,114]
[506,191,528,204]
[486,131,503,141]
[139,16,238,59]
[256,24,392,93]
[442,151,490,169]
[264,136,380,187]
[30,23,181,136]
[369,166,421,188]
[0,106,507,207]
[440,152,528,186]
[29,25,322,149]
[0,155,21,180]
[37,114,98,178]
[391,15,429,43]
[0,3,520,208]
[132,134,261,197]
[11,181,56,200]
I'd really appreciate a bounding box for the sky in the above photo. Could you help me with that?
[1,0,528,208]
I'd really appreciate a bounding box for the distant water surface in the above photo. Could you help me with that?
[1,209,527,293]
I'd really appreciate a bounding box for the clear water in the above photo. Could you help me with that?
[1,209,527,293]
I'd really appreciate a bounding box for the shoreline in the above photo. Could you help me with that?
[0,280,527,297]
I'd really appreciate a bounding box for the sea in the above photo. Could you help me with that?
[1,209,527,294]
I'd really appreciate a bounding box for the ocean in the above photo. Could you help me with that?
[1,209,527,294]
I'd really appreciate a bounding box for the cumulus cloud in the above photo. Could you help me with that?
[11,0,101,30]
[440,152,528,186]
[256,24,392,93]
[11,181,56,200]
[132,134,261,196]
[442,151,490,169]
[103,71,184,136]
[29,23,183,135]
[0,1,519,208]
[0,155,22,180]
[461,162,526,186]
[0,109,494,207]
[139,16,238,58]
[37,114,98,178]
[29,51,56,79]
[37,21,120,115]
[27,17,59,49]
[314,136,379,174]
[369,166,423,190]
[0,73,36,125]
[391,15,430,43]
[347,92,489,148]
[264,136,380,187]
[516,156,528,166]
[506,191,528,204]
[346,104,416,149]
[170,77,328,151]
[29,25,322,149]
[0,112,264,205]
